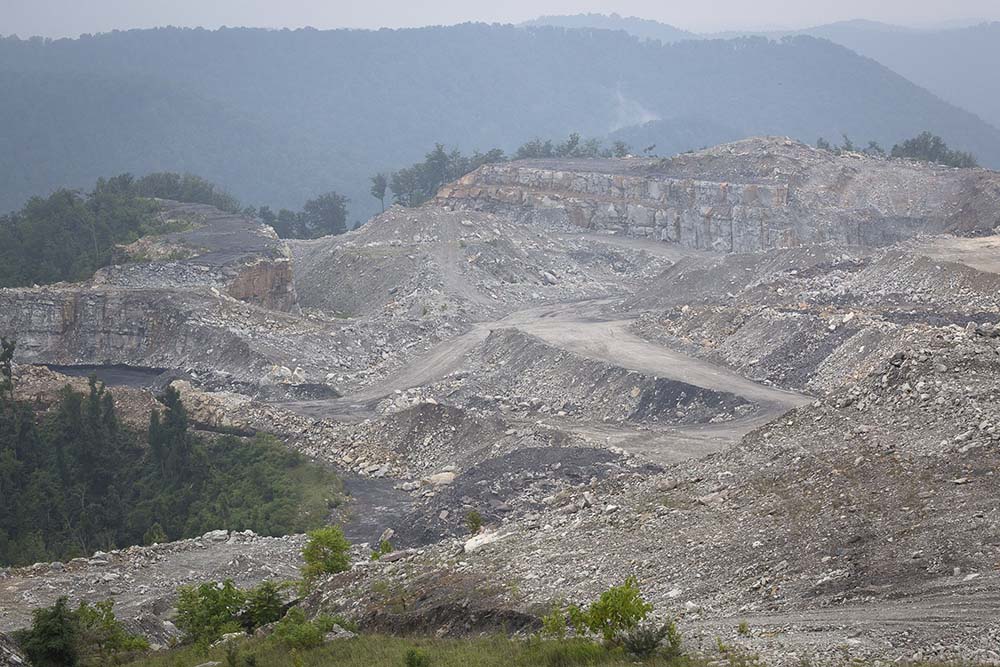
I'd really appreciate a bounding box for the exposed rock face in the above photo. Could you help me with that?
[0,281,372,392]
[437,137,1000,252]
[100,201,299,312]
[0,202,314,384]
[225,257,296,311]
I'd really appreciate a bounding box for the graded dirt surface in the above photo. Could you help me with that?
[285,297,808,465]
[908,233,1000,274]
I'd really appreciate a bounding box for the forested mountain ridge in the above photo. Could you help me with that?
[795,21,1000,130]
[531,14,1000,130]
[3,24,1000,221]
[521,13,696,42]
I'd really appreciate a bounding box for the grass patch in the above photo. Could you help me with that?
[121,634,710,667]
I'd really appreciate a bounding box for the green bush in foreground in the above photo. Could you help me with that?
[242,580,286,631]
[404,647,431,667]
[543,577,654,647]
[175,580,245,648]
[622,621,682,659]
[301,526,352,587]
[542,577,681,658]
[273,608,325,650]
[17,597,148,666]
[175,579,289,648]
[17,597,79,667]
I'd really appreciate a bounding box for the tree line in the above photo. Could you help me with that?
[0,345,341,567]
[817,131,978,168]
[0,172,244,288]
[369,133,634,210]
[0,171,355,289]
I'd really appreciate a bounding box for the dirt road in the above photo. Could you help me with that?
[288,298,808,463]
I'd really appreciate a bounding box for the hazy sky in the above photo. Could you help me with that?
[3,0,998,38]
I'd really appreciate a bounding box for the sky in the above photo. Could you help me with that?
[2,0,998,38]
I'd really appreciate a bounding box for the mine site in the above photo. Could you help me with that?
[3,4,1000,666]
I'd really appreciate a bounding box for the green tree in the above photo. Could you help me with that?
[611,140,631,158]
[275,208,302,238]
[865,140,885,157]
[134,172,241,213]
[175,580,246,647]
[241,580,285,630]
[555,133,581,157]
[515,138,555,159]
[465,509,483,534]
[369,173,388,212]
[75,599,149,663]
[1,379,340,567]
[301,192,349,237]
[547,577,653,648]
[0,171,243,288]
[18,597,80,667]
[891,131,979,167]
[148,386,193,482]
[580,576,652,646]
[301,526,351,586]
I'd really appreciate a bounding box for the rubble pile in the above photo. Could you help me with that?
[445,328,753,425]
[630,238,1000,393]
[0,531,304,647]
[303,328,1000,664]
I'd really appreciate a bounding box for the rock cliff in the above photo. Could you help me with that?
[437,137,1000,252]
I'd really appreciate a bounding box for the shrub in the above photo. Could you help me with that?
[17,597,79,667]
[241,581,285,631]
[622,622,667,659]
[175,580,245,647]
[371,539,394,560]
[301,526,351,586]
[76,599,150,661]
[581,576,652,646]
[313,613,357,634]
[272,608,324,649]
[541,577,655,648]
[621,620,682,659]
[404,648,431,667]
[16,597,148,666]
[465,510,484,534]
[662,619,683,657]
[540,604,568,640]
[224,640,241,667]
[738,620,750,636]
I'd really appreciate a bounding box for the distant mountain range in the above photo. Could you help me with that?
[2,23,1000,221]
[528,14,1000,130]
[522,13,697,43]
